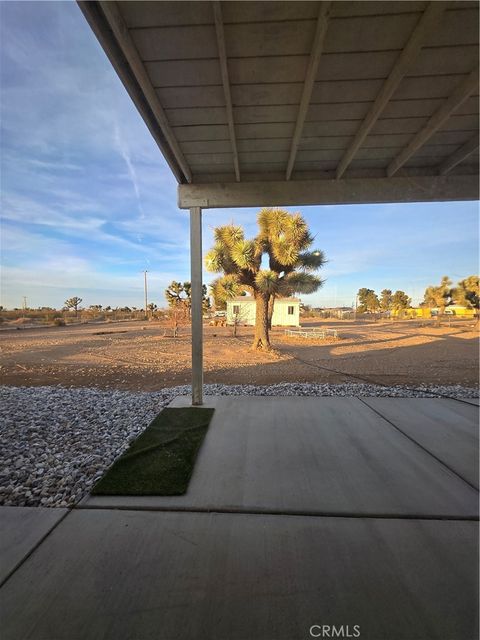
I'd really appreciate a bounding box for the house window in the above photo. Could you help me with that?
[288,306,294,315]
[233,305,240,315]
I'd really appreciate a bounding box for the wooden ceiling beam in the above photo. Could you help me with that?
[438,135,479,175]
[388,68,479,176]
[213,1,240,182]
[285,1,332,181]
[335,2,448,180]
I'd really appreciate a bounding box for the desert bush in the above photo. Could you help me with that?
[53,318,66,326]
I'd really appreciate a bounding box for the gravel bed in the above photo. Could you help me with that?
[1,383,478,508]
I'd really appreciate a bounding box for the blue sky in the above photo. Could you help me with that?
[1,1,478,310]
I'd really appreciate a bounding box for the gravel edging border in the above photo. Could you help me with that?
[1,383,478,509]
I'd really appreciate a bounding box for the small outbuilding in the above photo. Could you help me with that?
[226,297,300,327]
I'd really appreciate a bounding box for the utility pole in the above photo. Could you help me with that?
[354,294,358,322]
[143,270,148,318]
[22,296,27,319]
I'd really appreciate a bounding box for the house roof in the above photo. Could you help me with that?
[79,1,479,208]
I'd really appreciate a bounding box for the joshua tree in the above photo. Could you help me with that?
[64,296,82,318]
[165,281,209,316]
[206,208,326,350]
[423,276,452,317]
[165,281,187,308]
[209,274,244,310]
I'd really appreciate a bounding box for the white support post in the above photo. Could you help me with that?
[190,206,203,405]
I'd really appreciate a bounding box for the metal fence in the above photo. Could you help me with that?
[284,328,338,339]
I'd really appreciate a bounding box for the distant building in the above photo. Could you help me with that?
[391,306,476,318]
[226,297,300,326]
[391,307,430,318]
[315,307,354,319]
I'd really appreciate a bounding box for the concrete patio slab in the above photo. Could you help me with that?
[83,397,478,517]
[0,507,67,585]
[462,397,480,406]
[361,398,479,488]
[0,508,477,640]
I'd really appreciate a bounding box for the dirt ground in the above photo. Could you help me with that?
[1,317,478,391]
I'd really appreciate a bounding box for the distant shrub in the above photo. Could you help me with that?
[53,318,66,326]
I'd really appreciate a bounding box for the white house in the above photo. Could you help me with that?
[226,297,300,327]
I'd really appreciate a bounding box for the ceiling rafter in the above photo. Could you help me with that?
[213,1,240,182]
[98,1,192,183]
[335,1,447,180]
[438,135,479,176]
[79,0,478,202]
[285,1,332,181]
[387,67,479,176]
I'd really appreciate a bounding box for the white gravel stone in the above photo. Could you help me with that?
[0,383,477,508]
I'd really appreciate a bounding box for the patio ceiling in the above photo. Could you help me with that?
[79,0,479,207]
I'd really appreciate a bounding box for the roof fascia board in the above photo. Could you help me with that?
[178,174,479,209]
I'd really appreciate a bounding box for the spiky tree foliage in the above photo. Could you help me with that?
[209,274,245,310]
[165,281,209,315]
[256,208,326,328]
[423,276,452,315]
[165,281,187,308]
[165,280,186,307]
[452,275,479,309]
[64,296,82,318]
[205,209,325,350]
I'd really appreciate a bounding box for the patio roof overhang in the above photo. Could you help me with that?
[78,1,479,404]
[79,0,479,208]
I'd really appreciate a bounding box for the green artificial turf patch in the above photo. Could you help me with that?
[92,407,215,496]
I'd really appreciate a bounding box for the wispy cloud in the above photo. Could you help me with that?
[0,2,477,311]
[113,120,145,220]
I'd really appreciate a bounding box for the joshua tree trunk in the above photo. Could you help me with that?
[437,304,445,326]
[252,292,271,350]
[267,294,275,330]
